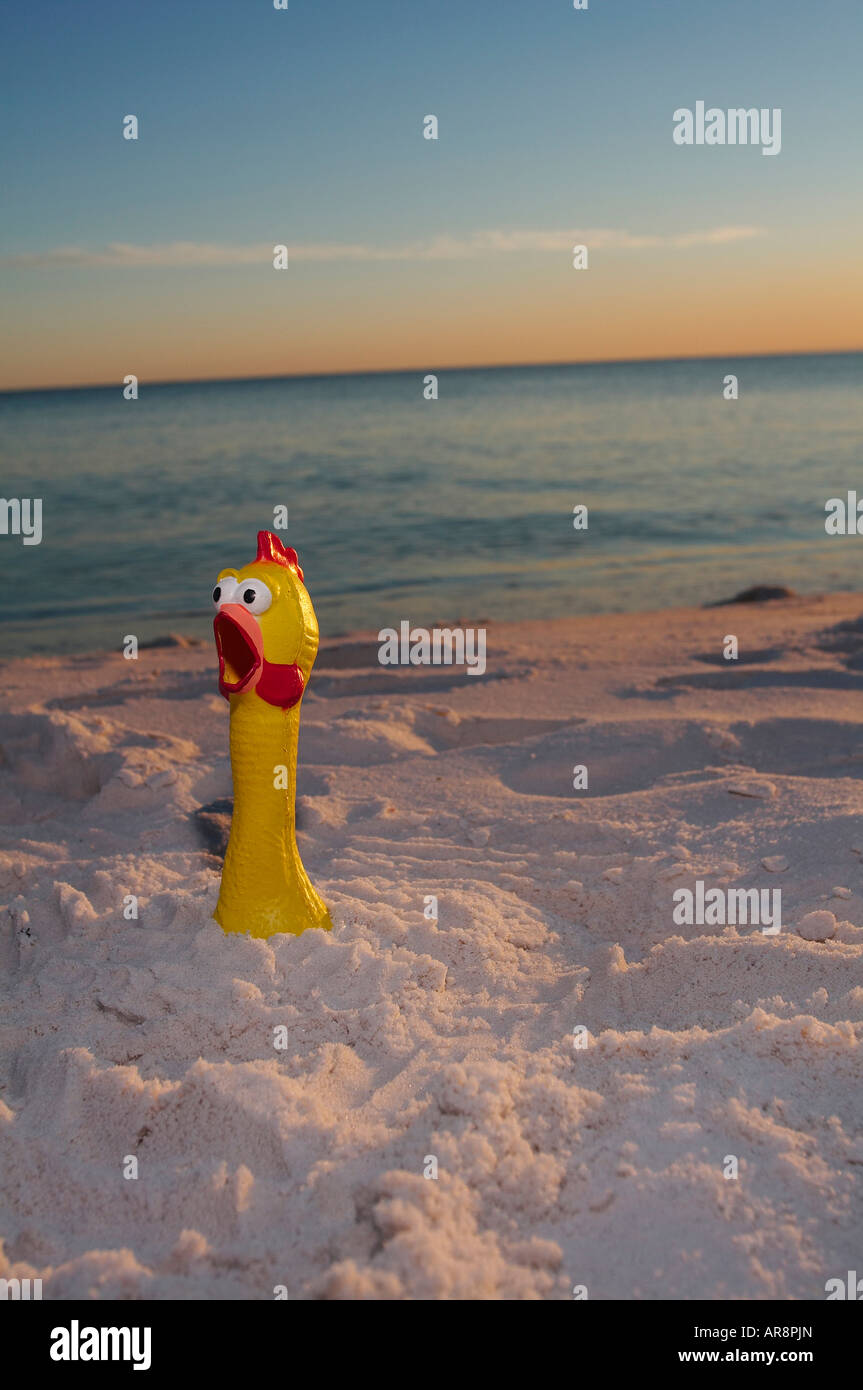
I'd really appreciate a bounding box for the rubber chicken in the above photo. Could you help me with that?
[212,531,333,938]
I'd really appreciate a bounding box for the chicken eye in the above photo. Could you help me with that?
[239,580,272,615]
[212,577,239,607]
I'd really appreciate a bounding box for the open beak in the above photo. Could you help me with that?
[214,604,264,697]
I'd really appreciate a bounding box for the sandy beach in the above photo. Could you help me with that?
[1,593,862,1300]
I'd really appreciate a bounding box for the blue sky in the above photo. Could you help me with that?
[2,0,861,386]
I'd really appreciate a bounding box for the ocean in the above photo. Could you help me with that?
[1,353,861,656]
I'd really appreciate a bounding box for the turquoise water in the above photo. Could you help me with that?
[0,353,861,655]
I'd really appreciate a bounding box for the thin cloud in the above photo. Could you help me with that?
[3,226,765,269]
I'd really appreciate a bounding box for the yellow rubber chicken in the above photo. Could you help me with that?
[212,531,332,938]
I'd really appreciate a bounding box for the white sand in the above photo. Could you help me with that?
[1,595,862,1300]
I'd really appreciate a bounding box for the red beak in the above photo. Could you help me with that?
[214,605,264,697]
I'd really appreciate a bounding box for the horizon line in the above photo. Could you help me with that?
[1,345,861,397]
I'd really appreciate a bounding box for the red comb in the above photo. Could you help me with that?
[255,531,304,582]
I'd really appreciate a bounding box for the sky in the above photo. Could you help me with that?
[1,0,861,390]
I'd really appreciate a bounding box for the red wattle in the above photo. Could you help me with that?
[255,660,305,710]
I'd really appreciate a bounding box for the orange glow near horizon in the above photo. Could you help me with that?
[2,248,861,392]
